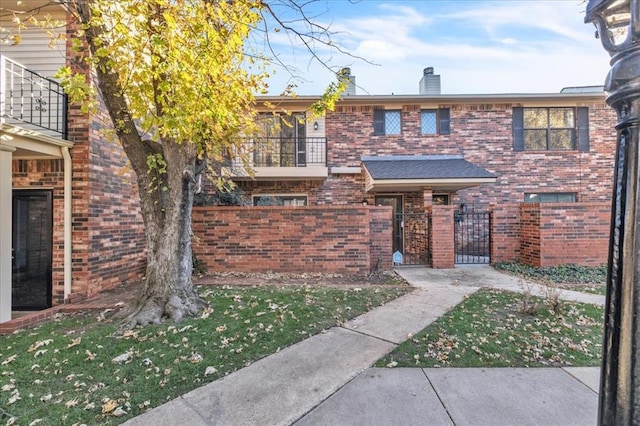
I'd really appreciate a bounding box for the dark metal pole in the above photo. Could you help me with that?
[585,1,640,424]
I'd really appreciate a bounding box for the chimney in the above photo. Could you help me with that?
[419,67,441,95]
[340,67,356,95]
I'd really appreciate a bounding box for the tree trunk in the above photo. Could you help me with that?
[71,1,208,328]
[123,140,208,328]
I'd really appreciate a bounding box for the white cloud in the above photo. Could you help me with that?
[261,0,612,95]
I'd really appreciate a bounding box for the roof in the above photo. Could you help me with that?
[256,91,606,110]
[361,155,497,192]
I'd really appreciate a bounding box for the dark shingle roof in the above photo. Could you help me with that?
[361,155,496,180]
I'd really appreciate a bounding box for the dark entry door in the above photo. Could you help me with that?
[12,190,53,310]
[375,195,403,255]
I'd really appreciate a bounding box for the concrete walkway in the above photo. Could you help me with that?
[124,265,603,426]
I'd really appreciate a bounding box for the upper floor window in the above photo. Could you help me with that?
[524,192,577,203]
[421,108,450,135]
[513,107,589,152]
[373,108,401,135]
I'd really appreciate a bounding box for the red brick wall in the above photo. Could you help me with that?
[82,107,147,299]
[490,203,521,264]
[369,207,393,271]
[519,204,541,267]
[518,203,610,267]
[192,206,392,275]
[429,205,455,269]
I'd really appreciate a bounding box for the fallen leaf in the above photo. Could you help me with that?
[101,399,118,414]
[2,355,17,365]
[66,338,81,349]
[112,407,127,417]
[27,339,53,352]
[33,349,47,358]
[204,366,217,376]
[65,398,79,408]
[112,352,132,364]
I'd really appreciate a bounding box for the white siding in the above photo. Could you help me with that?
[1,11,66,78]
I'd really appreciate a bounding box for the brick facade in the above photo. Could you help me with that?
[232,99,616,210]
[192,206,392,275]
[10,20,146,306]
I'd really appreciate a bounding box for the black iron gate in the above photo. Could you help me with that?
[394,212,431,266]
[454,210,491,264]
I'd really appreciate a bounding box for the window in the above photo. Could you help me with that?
[373,108,401,135]
[524,192,577,203]
[254,113,306,167]
[432,194,450,205]
[421,109,450,135]
[513,107,589,152]
[253,195,308,206]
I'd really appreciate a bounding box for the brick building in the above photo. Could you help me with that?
[0,2,617,324]
[0,4,146,323]
[218,70,616,269]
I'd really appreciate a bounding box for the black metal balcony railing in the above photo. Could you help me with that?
[1,55,68,139]
[251,137,327,167]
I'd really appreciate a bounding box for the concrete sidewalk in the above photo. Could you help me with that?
[124,265,603,426]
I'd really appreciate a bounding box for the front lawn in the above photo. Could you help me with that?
[377,288,603,368]
[1,285,411,425]
[494,262,607,295]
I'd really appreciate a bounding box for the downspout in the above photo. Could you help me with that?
[62,146,72,300]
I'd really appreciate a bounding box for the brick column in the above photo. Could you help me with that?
[423,188,433,209]
[430,205,455,269]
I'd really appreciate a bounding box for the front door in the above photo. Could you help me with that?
[12,190,53,310]
[375,195,403,257]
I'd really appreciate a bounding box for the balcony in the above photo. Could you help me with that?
[231,137,328,180]
[1,55,68,140]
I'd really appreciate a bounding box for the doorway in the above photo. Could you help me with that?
[12,190,53,310]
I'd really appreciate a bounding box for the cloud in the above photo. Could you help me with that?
[261,0,611,95]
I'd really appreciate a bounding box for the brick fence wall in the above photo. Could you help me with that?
[519,202,610,267]
[491,202,610,267]
[192,206,392,275]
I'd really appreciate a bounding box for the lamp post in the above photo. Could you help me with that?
[585,1,640,424]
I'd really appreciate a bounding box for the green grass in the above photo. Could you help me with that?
[494,262,607,295]
[1,285,411,425]
[377,288,603,369]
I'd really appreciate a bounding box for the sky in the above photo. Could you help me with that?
[260,0,612,96]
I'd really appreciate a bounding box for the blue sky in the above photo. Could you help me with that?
[261,0,611,95]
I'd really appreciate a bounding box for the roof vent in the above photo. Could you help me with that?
[419,67,440,95]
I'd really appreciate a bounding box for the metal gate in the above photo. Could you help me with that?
[394,212,431,266]
[454,210,491,264]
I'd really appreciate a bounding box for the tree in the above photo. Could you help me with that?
[13,0,347,327]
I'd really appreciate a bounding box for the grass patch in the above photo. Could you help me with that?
[377,288,603,369]
[1,285,411,425]
[494,262,607,295]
